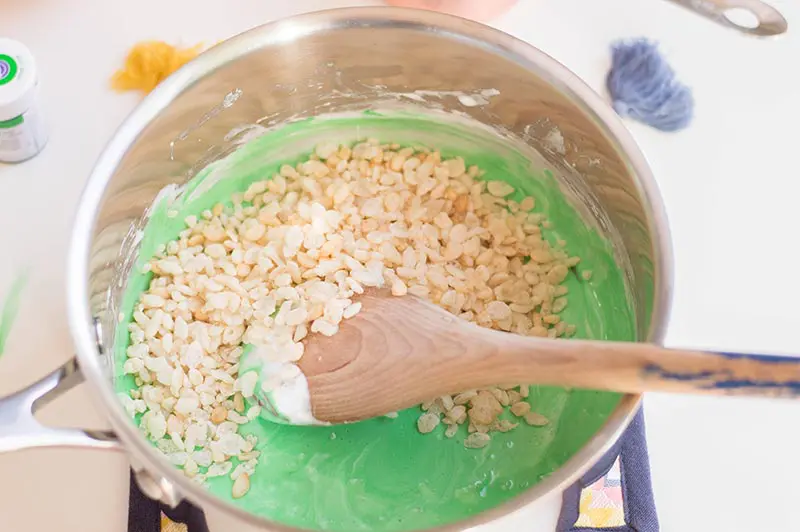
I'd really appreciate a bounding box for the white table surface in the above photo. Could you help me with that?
[2,0,800,530]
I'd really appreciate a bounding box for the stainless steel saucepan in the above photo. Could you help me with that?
[0,8,672,531]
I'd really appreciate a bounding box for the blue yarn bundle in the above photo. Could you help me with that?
[607,39,694,132]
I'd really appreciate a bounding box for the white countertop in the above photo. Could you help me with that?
[2,1,800,531]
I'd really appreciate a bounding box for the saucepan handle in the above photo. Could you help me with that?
[0,357,121,453]
[667,0,788,36]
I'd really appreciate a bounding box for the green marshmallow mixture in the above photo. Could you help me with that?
[114,111,636,531]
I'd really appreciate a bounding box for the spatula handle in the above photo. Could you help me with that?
[666,0,788,36]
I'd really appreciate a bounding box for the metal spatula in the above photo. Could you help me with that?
[667,0,788,36]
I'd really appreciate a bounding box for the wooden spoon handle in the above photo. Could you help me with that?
[303,293,800,423]
[480,332,800,397]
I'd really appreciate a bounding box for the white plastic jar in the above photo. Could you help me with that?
[0,38,47,163]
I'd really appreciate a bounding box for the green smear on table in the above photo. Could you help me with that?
[0,272,27,358]
[114,110,638,531]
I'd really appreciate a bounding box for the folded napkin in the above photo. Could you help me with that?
[557,406,659,531]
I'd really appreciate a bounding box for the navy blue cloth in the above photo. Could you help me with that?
[128,471,209,532]
[127,472,160,532]
[557,406,659,531]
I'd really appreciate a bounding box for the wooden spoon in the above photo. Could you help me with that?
[287,289,800,424]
